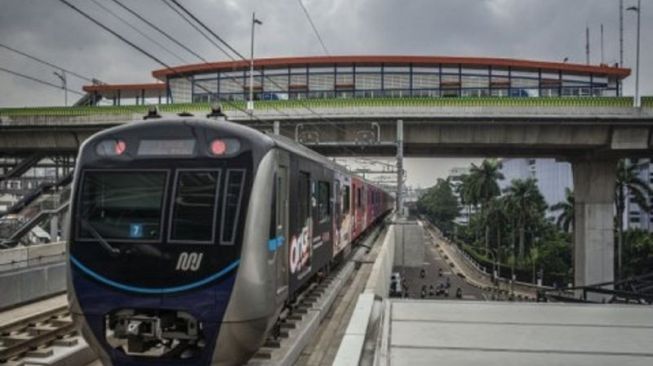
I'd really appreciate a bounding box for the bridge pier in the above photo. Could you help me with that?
[572,159,617,290]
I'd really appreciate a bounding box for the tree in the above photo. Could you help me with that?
[551,188,574,233]
[417,178,460,235]
[503,178,547,261]
[615,160,653,280]
[466,159,504,253]
[622,229,653,278]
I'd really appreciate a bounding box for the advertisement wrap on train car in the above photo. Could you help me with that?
[333,171,353,257]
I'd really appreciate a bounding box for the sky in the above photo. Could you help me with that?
[0,0,650,186]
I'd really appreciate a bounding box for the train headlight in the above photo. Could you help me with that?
[209,138,240,156]
[96,139,127,156]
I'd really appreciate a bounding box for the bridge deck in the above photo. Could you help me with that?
[384,300,653,365]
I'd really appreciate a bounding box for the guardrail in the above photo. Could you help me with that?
[0,96,647,118]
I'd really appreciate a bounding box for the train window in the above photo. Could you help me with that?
[343,186,350,214]
[170,170,220,243]
[357,187,362,208]
[221,169,246,245]
[78,171,167,241]
[298,171,310,226]
[317,181,330,223]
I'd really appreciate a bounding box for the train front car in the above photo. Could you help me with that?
[67,119,278,366]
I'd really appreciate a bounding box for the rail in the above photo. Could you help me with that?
[0,305,75,363]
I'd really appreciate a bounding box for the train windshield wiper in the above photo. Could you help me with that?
[80,218,122,257]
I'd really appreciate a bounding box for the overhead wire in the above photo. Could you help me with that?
[164,0,392,166]
[88,0,189,64]
[167,0,246,60]
[110,0,209,63]
[0,65,85,96]
[162,0,291,121]
[161,0,236,61]
[56,0,265,121]
[296,0,330,56]
[0,42,98,83]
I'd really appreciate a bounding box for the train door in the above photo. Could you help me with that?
[274,153,290,304]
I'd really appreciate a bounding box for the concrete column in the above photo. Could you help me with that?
[50,215,59,242]
[572,159,617,289]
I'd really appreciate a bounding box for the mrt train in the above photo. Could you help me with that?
[67,118,393,365]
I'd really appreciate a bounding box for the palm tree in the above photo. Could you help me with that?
[486,197,509,274]
[503,178,547,261]
[466,159,504,253]
[615,159,653,280]
[458,173,478,228]
[551,188,574,233]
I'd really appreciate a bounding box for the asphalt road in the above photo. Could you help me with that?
[392,228,486,301]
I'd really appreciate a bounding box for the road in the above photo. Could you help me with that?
[393,222,486,301]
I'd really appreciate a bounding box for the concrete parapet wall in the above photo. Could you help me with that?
[365,225,396,299]
[0,261,66,309]
[0,242,66,272]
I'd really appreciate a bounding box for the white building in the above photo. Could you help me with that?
[448,166,472,224]
[623,159,653,231]
[499,158,573,218]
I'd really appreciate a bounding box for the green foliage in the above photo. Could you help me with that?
[551,188,574,232]
[417,178,459,235]
[621,229,653,278]
[0,96,640,118]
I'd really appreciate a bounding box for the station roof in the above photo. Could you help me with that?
[151,55,631,80]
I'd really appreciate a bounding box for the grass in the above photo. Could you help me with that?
[0,96,644,118]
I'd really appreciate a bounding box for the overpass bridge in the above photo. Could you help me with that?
[2,96,653,290]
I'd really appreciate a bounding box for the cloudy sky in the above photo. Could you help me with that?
[0,0,650,186]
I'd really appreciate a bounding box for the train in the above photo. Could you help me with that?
[66,118,393,365]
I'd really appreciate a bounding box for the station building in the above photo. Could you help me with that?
[81,55,630,106]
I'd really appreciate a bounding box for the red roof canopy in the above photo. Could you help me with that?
[151,55,630,80]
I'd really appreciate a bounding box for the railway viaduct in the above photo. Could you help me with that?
[2,100,653,290]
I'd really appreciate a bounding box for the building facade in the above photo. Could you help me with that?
[82,55,630,106]
[499,158,573,218]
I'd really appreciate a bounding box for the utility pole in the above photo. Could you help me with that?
[620,0,624,95]
[53,70,67,106]
[248,12,262,112]
[585,26,590,65]
[396,119,404,216]
[600,23,604,65]
[627,0,642,108]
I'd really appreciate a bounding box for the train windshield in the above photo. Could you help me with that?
[78,171,167,241]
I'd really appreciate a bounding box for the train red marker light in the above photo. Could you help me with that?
[210,139,227,155]
[114,140,127,155]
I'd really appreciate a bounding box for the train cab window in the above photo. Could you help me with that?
[343,186,351,214]
[221,169,246,245]
[170,170,220,243]
[78,171,167,241]
[317,181,330,223]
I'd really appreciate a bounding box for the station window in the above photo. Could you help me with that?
[318,181,331,223]
[170,170,220,243]
[221,169,246,245]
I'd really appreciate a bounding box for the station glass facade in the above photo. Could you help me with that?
[173,63,621,104]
